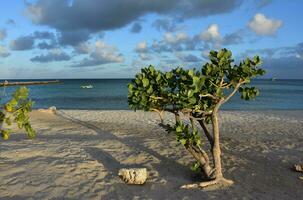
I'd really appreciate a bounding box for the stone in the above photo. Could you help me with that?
[38,106,57,114]
[49,106,57,112]
[118,168,147,184]
[294,164,303,172]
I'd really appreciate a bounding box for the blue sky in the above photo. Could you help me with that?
[0,0,302,79]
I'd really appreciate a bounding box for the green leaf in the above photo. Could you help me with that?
[165,72,173,79]
[156,73,161,82]
[179,139,187,145]
[188,69,194,77]
[176,126,183,133]
[147,86,153,94]
[187,90,194,97]
[142,78,149,87]
[1,130,10,140]
[189,97,196,104]
[191,162,201,172]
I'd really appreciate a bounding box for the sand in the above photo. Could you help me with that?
[0,109,302,199]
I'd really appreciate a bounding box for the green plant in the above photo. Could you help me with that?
[128,49,265,188]
[0,87,35,140]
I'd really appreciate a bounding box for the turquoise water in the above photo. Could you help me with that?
[0,79,302,110]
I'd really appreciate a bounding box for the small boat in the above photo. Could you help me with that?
[81,85,93,89]
[271,78,276,81]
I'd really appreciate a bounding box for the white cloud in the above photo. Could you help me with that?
[248,13,282,36]
[164,32,188,44]
[200,24,221,42]
[135,41,153,61]
[138,53,153,61]
[0,45,10,57]
[135,41,148,53]
[30,49,71,63]
[93,40,124,63]
[71,40,124,67]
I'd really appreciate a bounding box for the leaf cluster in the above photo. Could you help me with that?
[129,49,265,114]
[0,87,35,140]
[128,48,265,149]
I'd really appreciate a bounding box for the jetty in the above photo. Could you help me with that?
[0,80,61,87]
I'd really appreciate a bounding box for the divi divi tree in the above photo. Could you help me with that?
[0,87,35,140]
[128,49,265,189]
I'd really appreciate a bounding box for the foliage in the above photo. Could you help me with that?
[128,49,265,186]
[0,87,35,140]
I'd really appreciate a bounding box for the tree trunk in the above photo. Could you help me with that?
[198,119,214,148]
[211,111,223,179]
[186,145,213,178]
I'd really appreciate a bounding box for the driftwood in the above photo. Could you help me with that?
[118,168,147,184]
[0,80,60,87]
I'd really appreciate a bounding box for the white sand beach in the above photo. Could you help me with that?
[0,110,302,199]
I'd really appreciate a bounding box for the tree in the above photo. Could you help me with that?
[128,49,265,189]
[0,87,35,140]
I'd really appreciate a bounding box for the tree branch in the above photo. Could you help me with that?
[150,96,164,100]
[221,82,242,104]
[150,108,164,123]
[182,108,212,116]
[199,94,218,100]
[198,119,214,147]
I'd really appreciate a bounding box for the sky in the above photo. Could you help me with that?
[0,0,302,79]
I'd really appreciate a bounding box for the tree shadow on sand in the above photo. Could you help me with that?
[56,111,194,182]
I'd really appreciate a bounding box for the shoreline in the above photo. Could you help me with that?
[0,109,302,199]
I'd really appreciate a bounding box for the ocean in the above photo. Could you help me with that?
[0,79,302,110]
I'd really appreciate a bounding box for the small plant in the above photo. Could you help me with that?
[0,87,35,140]
[128,49,265,188]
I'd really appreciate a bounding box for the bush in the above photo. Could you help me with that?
[0,87,35,140]
[128,49,265,188]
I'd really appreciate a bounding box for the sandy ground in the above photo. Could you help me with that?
[0,109,302,199]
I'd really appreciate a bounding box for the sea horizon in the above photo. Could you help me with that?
[1,79,302,111]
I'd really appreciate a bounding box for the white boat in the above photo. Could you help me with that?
[81,85,93,89]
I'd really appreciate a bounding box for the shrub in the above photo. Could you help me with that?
[128,49,265,188]
[0,87,35,140]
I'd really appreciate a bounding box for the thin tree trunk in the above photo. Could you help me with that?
[211,110,223,179]
[186,145,213,178]
[198,119,214,148]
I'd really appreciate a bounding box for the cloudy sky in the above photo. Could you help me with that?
[0,0,302,79]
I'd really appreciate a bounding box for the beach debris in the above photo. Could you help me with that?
[49,106,57,112]
[118,168,147,184]
[38,106,57,114]
[294,164,303,172]
[81,85,93,89]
